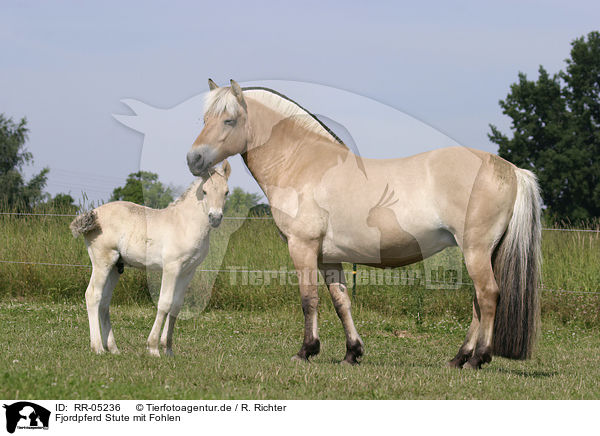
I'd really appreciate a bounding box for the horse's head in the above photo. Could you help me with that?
[202,159,231,228]
[187,79,249,176]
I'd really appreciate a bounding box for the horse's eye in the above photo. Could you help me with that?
[225,190,230,196]
[202,190,207,195]
[224,119,237,127]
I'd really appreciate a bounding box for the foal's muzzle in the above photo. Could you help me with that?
[208,211,223,228]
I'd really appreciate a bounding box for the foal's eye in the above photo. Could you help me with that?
[202,190,207,195]
[224,119,237,127]
[225,190,230,196]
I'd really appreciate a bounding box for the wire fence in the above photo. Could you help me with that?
[0,258,598,295]
[1,211,599,295]
[1,211,600,232]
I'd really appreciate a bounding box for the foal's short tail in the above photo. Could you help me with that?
[70,210,100,238]
[492,168,542,360]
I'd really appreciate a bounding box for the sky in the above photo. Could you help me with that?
[1,0,599,204]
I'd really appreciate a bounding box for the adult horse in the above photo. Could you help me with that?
[187,79,541,369]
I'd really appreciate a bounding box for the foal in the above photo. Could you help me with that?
[71,161,231,356]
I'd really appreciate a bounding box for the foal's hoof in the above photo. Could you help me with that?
[164,349,174,358]
[340,358,359,366]
[147,347,161,357]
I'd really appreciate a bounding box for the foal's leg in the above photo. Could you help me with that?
[319,262,364,364]
[147,264,179,356]
[289,238,321,362]
[85,254,118,354]
[85,267,106,354]
[160,270,194,356]
[461,248,499,369]
[98,266,121,354]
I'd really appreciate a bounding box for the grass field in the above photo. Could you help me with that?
[1,209,599,399]
[1,302,598,400]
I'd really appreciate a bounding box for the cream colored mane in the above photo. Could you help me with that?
[167,177,203,208]
[168,166,227,208]
[204,87,348,149]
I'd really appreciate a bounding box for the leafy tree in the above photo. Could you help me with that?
[223,187,262,216]
[489,31,600,221]
[43,193,78,213]
[110,171,174,209]
[0,114,48,209]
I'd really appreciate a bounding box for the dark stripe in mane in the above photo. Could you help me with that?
[242,86,347,148]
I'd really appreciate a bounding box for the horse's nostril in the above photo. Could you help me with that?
[187,151,204,173]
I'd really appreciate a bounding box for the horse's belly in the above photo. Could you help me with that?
[321,226,455,266]
[118,236,164,270]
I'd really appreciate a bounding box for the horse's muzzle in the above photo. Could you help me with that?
[208,211,223,228]
[187,148,206,176]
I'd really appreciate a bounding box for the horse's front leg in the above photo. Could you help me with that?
[147,264,179,356]
[160,270,194,357]
[288,238,320,362]
[319,262,364,364]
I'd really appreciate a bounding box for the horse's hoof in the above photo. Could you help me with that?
[91,346,105,355]
[340,358,359,366]
[463,360,481,370]
[446,359,464,369]
[109,348,120,355]
[164,349,174,357]
[291,354,309,363]
[147,348,161,357]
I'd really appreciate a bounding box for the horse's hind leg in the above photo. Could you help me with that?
[319,262,364,364]
[85,268,106,354]
[160,270,194,356]
[98,266,120,354]
[85,252,119,354]
[447,301,479,368]
[461,248,499,369]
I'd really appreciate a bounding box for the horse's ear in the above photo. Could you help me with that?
[230,79,247,111]
[208,78,219,91]
[222,160,231,179]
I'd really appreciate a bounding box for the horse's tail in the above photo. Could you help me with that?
[492,168,542,360]
[70,210,101,238]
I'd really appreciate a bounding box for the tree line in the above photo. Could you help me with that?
[0,116,264,216]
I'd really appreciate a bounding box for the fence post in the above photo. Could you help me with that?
[352,263,357,299]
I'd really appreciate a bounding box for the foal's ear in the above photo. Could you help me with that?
[208,78,219,90]
[230,79,247,110]
[222,160,232,179]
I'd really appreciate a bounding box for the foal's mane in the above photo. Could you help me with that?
[167,178,204,208]
[168,167,226,208]
[204,86,348,150]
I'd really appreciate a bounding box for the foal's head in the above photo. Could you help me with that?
[187,79,249,176]
[203,160,231,228]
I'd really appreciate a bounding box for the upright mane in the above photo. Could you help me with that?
[167,177,204,207]
[204,86,348,149]
[168,166,227,208]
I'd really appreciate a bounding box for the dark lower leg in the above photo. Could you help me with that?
[448,301,479,368]
[296,295,320,360]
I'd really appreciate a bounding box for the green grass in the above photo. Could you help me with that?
[1,301,598,399]
[1,208,599,399]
